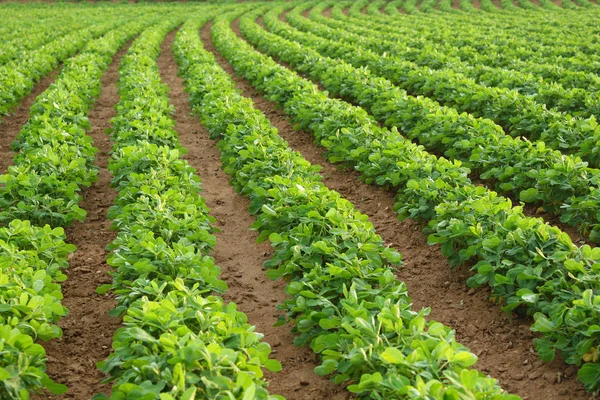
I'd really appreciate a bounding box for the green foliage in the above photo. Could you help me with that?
[234,3,600,392]
[174,13,517,399]
[96,17,281,399]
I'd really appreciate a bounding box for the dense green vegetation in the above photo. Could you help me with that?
[1,0,599,398]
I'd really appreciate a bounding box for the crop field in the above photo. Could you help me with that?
[1,0,600,399]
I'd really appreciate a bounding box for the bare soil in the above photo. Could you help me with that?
[230,15,590,400]
[0,68,60,175]
[529,0,542,7]
[33,41,132,399]
[452,0,462,9]
[159,28,349,400]
[473,0,482,8]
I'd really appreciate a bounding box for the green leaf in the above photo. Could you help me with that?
[314,359,337,376]
[578,363,600,386]
[96,284,113,295]
[451,351,478,367]
[264,359,282,372]
[242,383,257,400]
[269,232,284,244]
[531,313,556,333]
[261,205,277,216]
[180,387,196,400]
[42,376,68,395]
[519,188,539,203]
[0,368,10,380]
[380,347,405,364]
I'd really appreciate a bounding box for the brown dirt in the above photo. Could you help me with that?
[342,6,349,15]
[32,41,131,399]
[529,0,542,6]
[0,68,60,175]
[159,27,349,400]
[492,0,503,8]
[228,16,590,400]
[473,0,482,7]
[323,6,332,17]
[452,0,462,8]
[551,0,562,6]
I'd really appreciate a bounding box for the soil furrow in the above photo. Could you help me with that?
[0,68,60,175]
[36,41,132,400]
[157,29,348,400]
[222,17,588,400]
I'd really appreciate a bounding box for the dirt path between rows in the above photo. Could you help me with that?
[157,28,349,400]
[228,16,589,400]
[0,68,60,175]
[35,41,130,399]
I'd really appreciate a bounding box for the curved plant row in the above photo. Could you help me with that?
[297,2,600,164]
[92,15,283,400]
[310,2,600,118]
[338,2,600,91]
[0,14,97,65]
[175,11,520,400]
[264,5,600,241]
[230,6,600,391]
[348,0,600,66]
[0,18,154,399]
[0,18,122,120]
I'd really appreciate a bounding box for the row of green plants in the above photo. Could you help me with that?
[0,17,123,119]
[307,1,600,160]
[267,4,600,242]
[340,2,600,88]
[323,1,600,118]
[0,221,74,398]
[357,0,600,84]
[234,6,600,391]
[93,15,282,400]
[353,0,599,58]
[176,9,520,399]
[0,18,154,399]
[0,14,91,65]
